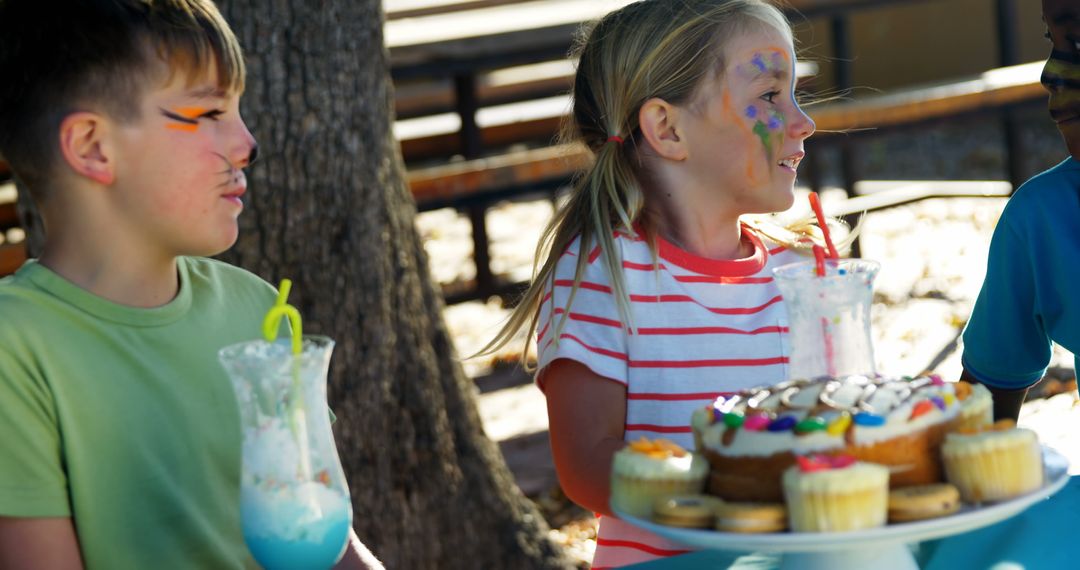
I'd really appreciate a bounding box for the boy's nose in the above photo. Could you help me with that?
[232,123,258,168]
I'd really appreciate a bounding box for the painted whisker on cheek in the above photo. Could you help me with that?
[212,152,239,189]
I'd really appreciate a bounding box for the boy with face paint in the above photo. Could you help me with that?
[960,0,1080,422]
[0,1,381,568]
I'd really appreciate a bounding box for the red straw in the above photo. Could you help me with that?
[821,317,837,376]
[812,244,826,277]
[808,192,839,259]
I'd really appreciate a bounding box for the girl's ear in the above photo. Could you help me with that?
[638,97,688,161]
[58,112,115,185]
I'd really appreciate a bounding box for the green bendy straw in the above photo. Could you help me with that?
[263,279,303,354]
[261,279,315,484]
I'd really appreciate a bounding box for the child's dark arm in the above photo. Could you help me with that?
[543,358,628,517]
[0,516,84,569]
[960,367,1029,423]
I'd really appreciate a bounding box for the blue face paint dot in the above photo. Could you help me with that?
[752,53,767,72]
[745,106,758,119]
[767,117,781,130]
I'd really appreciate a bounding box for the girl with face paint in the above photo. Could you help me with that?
[474,1,844,566]
[960,0,1080,423]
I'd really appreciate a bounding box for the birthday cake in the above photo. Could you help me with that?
[690,375,992,502]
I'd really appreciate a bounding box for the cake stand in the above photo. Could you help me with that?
[615,446,1069,570]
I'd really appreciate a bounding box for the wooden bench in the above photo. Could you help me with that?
[387,0,1022,165]
[406,59,1045,302]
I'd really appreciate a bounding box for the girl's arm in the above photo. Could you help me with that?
[543,358,627,517]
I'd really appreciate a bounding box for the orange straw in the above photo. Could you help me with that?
[808,192,839,259]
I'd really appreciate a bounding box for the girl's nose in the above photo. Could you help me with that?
[789,104,816,140]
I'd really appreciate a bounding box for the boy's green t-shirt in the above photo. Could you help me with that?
[0,257,277,568]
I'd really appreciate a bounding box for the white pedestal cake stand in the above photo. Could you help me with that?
[616,446,1069,570]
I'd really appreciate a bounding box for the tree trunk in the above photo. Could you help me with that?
[218,1,572,568]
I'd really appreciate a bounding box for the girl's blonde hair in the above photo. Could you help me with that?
[477,0,843,367]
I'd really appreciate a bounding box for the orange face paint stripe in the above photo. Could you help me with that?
[160,107,208,132]
[166,123,199,132]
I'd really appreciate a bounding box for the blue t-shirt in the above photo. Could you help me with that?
[962,157,1080,389]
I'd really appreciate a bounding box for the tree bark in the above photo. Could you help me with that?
[217,1,572,568]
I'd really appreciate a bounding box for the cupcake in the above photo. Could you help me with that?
[952,380,993,431]
[941,419,1044,503]
[782,455,889,532]
[610,438,708,519]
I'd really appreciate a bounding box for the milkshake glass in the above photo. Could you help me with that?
[219,334,351,569]
[772,258,880,380]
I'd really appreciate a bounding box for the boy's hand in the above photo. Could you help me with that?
[0,516,84,569]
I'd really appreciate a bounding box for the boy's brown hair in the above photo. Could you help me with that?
[0,0,245,202]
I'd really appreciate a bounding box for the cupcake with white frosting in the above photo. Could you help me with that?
[942,420,1043,503]
[610,437,708,519]
[782,455,889,532]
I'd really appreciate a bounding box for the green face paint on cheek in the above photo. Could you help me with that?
[753,121,773,164]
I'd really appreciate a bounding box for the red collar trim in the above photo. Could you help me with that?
[650,225,768,277]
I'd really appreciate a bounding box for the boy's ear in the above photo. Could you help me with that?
[58,112,115,185]
[638,97,688,161]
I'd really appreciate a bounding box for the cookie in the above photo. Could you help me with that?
[652,494,723,528]
[888,483,961,522]
[714,501,787,533]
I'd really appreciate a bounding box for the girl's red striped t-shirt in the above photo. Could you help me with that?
[536,225,801,568]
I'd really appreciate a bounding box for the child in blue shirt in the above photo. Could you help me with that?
[961,0,1080,422]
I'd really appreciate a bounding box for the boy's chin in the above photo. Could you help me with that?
[184,232,240,258]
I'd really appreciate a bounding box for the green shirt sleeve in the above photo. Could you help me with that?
[0,348,71,516]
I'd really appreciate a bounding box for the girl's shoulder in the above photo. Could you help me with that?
[555,229,650,267]
[760,238,803,266]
